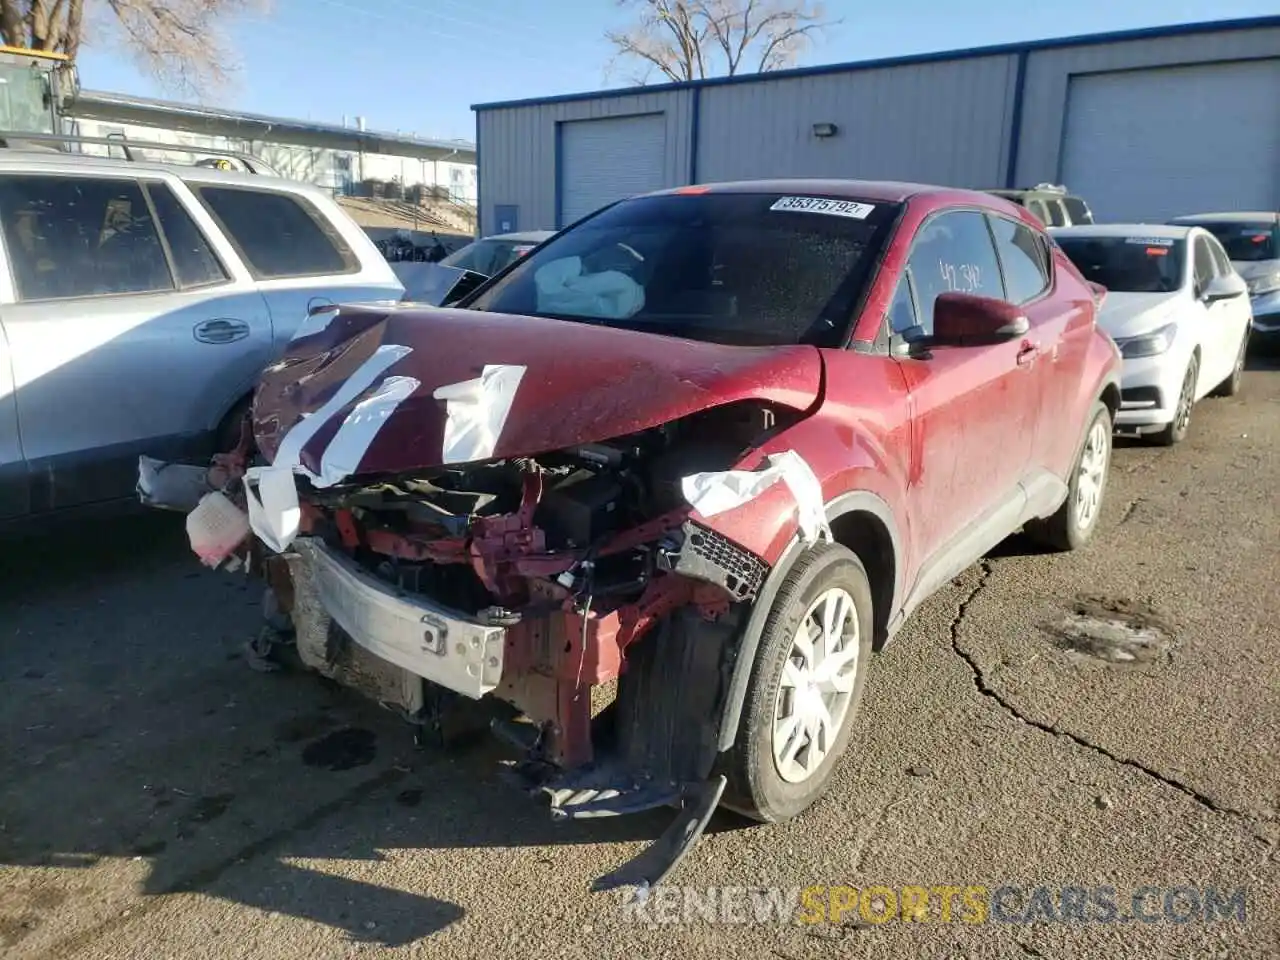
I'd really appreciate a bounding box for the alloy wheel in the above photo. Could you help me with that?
[1074,419,1110,531]
[1174,365,1195,434]
[772,587,861,784]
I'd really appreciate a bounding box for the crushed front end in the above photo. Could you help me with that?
[140,302,827,892]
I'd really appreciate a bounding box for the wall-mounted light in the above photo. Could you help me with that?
[812,122,839,138]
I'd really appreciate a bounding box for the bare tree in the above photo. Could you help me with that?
[606,0,838,84]
[0,0,269,95]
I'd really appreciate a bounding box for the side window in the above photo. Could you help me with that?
[146,182,229,288]
[1026,199,1049,225]
[0,174,173,301]
[195,186,355,279]
[988,216,1051,304]
[1206,236,1232,277]
[1192,237,1216,295]
[1044,200,1068,228]
[1062,196,1092,225]
[887,269,918,334]
[906,210,1006,334]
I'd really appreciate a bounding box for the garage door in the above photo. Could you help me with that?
[560,113,667,226]
[1060,60,1280,222]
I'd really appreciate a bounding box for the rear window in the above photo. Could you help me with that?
[1062,196,1093,224]
[466,192,899,347]
[194,185,356,279]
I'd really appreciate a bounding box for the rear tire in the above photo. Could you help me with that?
[1153,354,1197,446]
[720,542,874,823]
[1024,401,1112,552]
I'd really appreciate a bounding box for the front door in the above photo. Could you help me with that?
[889,209,1045,568]
[1199,234,1252,388]
[0,172,272,511]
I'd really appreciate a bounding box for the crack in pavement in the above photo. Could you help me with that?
[948,560,1268,828]
[1118,498,1144,524]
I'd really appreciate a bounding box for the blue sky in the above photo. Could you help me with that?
[75,0,1279,143]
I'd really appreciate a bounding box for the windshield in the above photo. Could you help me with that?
[1055,236,1185,293]
[1180,220,1277,262]
[442,237,538,275]
[465,191,899,347]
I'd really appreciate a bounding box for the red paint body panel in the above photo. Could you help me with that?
[252,306,823,477]
[240,179,1124,775]
[253,179,1121,644]
[689,354,913,568]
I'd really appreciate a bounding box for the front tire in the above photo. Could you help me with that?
[1024,400,1112,552]
[1153,354,1198,446]
[1211,330,1248,398]
[720,542,874,823]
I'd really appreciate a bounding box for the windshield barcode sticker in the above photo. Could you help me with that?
[770,196,876,219]
[1124,237,1175,246]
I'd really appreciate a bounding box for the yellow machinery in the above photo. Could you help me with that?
[0,45,78,139]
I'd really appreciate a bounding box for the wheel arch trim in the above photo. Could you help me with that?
[714,490,903,753]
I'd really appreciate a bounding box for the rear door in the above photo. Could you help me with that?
[0,171,272,510]
[185,183,403,348]
[890,208,1044,562]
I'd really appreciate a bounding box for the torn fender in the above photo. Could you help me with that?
[251,304,823,477]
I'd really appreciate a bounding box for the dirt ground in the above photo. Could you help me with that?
[2,357,1277,960]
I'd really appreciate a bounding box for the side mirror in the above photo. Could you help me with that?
[1201,273,1247,303]
[930,292,1029,346]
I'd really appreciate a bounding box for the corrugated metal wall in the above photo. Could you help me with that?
[475,21,1280,234]
[697,55,1017,187]
[1014,23,1280,185]
[477,90,693,235]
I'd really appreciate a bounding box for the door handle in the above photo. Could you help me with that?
[1016,340,1041,366]
[194,318,250,344]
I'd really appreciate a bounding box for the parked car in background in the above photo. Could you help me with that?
[1168,212,1280,346]
[440,229,554,276]
[0,147,402,528]
[142,179,1121,892]
[984,183,1093,228]
[1052,224,1251,445]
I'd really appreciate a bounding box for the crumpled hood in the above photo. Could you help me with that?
[1096,291,1184,340]
[252,304,823,479]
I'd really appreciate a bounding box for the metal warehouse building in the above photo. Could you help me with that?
[472,15,1280,235]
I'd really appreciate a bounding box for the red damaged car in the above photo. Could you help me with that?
[145,179,1122,892]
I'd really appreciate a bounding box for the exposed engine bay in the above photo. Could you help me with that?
[145,400,801,826]
[271,399,793,768]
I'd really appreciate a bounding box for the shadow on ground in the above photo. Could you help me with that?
[0,513,756,951]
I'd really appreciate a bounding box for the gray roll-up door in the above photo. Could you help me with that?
[1059,59,1280,222]
[560,113,666,226]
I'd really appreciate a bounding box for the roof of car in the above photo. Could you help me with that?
[1168,212,1279,223]
[1051,223,1194,240]
[648,178,987,204]
[0,148,320,194]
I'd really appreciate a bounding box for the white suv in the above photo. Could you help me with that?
[0,148,403,527]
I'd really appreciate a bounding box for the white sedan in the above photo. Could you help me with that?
[1052,224,1252,445]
